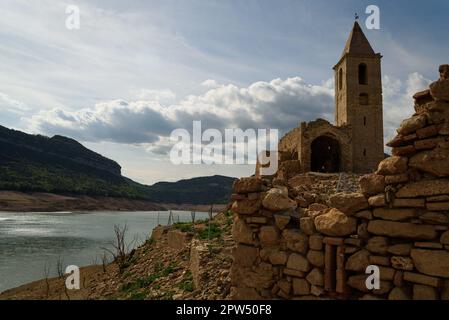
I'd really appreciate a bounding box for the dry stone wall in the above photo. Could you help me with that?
[229,65,449,300]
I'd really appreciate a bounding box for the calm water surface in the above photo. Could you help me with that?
[0,211,208,293]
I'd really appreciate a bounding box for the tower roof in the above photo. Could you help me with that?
[341,21,375,57]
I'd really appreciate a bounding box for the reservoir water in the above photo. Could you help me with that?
[0,211,209,293]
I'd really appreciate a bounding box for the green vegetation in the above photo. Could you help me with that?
[0,125,236,204]
[197,223,222,240]
[179,271,194,292]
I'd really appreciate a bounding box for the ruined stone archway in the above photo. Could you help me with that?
[311,136,341,173]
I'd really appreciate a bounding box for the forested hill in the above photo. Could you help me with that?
[0,125,236,204]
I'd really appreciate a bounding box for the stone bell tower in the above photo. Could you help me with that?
[333,21,384,173]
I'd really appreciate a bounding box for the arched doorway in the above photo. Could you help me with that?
[311,136,341,173]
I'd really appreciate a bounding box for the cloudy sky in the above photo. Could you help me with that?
[1,0,447,185]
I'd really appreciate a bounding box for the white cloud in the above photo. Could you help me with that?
[29,77,334,151]
[382,72,432,149]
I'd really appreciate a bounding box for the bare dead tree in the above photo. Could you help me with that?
[43,262,51,298]
[101,251,108,273]
[55,257,70,300]
[101,224,137,273]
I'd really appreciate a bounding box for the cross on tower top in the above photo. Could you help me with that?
[354,13,359,21]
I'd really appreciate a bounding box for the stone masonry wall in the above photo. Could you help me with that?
[229,65,449,300]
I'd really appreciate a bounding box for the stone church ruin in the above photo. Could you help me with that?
[231,21,449,300]
[262,21,385,176]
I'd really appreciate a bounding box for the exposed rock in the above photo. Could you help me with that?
[392,198,426,208]
[234,177,262,194]
[403,272,443,287]
[314,208,357,237]
[367,220,437,240]
[300,217,316,235]
[259,226,280,246]
[288,175,315,188]
[441,231,449,245]
[282,229,309,254]
[345,249,370,272]
[167,229,191,251]
[397,114,428,136]
[372,208,417,221]
[368,194,386,207]
[430,78,449,102]
[426,202,449,212]
[388,244,412,256]
[359,174,385,196]
[274,215,291,230]
[232,217,256,245]
[391,256,414,271]
[231,199,261,215]
[229,287,262,300]
[366,237,389,255]
[328,193,369,215]
[355,210,373,220]
[306,268,324,286]
[347,275,392,294]
[306,250,324,268]
[232,245,259,267]
[396,179,449,198]
[411,249,449,278]
[262,188,297,212]
[286,253,311,273]
[420,212,449,225]
[292,278,310,296]
[309,234,323,251]
[268,250,288,266]
[413,284,438,300]
[377,156,408,175]
[409,147,449,177]
[389,287,411,300]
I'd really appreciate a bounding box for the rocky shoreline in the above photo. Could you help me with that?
[0,191,228,213]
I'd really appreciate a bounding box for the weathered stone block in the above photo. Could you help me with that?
[359,174,385,196]
[389,287,411,300]
[306,268,324,286]
[300,217,316,235]
[403,272,443,287]
[262,188,297,212]
[292,278,310,296]
[367,220,437,240]
[377,156,408,175]
[231,199,261,215]
[391,256,414,271]
[282,229,308,254]
[372,208,417,221]
[309,234,323,251]
[388,244,412,256]
[259,226,280,245]
[345,249,370,272]
[234,177,263,194]
[314,208,357,237]
[396,179,449,198]
[413,284,438,300]
[411,249,449,278]
[306,250,324,268]
[366,236,389,254]
[328,192,369,215]
[286,253,311,273]
[232,244,259,267]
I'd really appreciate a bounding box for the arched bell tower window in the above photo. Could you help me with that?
[338,68,343,90]
[358,63,368,85]
[359,93,369,105]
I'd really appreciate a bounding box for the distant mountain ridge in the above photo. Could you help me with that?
[0,125,236,204]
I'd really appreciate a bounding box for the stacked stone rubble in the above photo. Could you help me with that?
[229,65,449,300]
